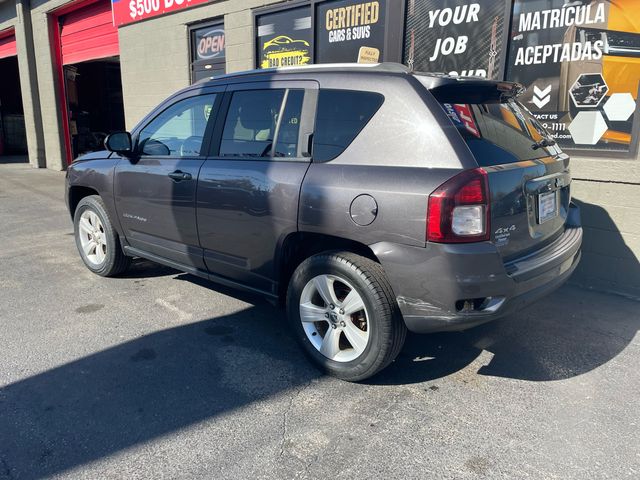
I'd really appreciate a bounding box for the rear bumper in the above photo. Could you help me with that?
[371,224,582,334]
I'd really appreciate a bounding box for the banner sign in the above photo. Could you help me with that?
[112,0,210,27]
[507,0,640,154]
[315,0,386,64]
[403,0,511,79]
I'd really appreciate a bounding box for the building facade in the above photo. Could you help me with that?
[0,0,638,296]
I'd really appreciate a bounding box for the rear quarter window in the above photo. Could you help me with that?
[313,89,384,162]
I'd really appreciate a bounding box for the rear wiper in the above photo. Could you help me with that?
[532,138,556,150]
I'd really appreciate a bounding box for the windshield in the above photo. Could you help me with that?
[436,98,560,166]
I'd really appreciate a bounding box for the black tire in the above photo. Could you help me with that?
[286,251,406,382]
[73,195,131,277]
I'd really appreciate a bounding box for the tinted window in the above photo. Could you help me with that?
[138,94,216,157]
[438,100,558,166]
[313,90,384,162]
[220,89,285,157]
[274,90,304,157]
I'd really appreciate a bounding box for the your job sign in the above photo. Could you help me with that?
[403,0,511,79]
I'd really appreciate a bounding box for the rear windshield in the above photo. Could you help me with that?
[436,99,558,166]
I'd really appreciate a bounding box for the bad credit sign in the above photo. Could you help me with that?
[112,0,211,26]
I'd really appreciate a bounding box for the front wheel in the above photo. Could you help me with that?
[286,252,406,381]
[74,195,130,277]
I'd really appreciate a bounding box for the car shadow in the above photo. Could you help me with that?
[172,268,638,388]
[0,302,318,480]
[3,279,637,479]
[369,283,638,385]
[117,258,181,279]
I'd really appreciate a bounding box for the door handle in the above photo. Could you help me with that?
[168,170,192,181]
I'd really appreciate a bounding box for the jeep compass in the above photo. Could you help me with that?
[66,63,582,381]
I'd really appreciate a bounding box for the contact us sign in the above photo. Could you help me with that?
[111,0,210,26]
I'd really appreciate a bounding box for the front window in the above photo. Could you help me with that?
[137,94,217,157]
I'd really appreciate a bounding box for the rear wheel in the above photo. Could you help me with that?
[74,195,130,276]
[287,252,406,381]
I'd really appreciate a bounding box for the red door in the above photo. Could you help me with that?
[60,0,119,65]
[0,29,17,60]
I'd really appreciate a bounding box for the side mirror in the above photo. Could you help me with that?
[104,132,133,155]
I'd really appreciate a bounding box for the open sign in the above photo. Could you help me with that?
[196,28,225,60]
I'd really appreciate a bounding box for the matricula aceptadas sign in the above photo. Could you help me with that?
[508,0,640,155]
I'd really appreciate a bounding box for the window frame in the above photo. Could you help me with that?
[131,87,225,159]
[206,80,319,162]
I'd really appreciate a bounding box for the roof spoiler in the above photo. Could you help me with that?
[420,76,526,103]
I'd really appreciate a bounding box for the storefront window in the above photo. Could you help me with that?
[256,7,312,69]
[315,0,387,63]
[506,0,640,156]
[255,0,405,68]
[190,22,225,83]
[403,0,511,79]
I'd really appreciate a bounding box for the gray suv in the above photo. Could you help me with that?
[66,63,582,381]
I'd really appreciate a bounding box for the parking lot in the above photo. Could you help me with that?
[0,162,639,479]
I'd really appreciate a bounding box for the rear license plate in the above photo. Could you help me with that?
[538,191,558,224]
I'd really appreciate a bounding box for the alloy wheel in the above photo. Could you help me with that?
[299,274,370,362]
[78,210,107,266]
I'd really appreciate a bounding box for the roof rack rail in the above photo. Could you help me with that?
[197,62,411,84]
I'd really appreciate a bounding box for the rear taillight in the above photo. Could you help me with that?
[427,168,490,243]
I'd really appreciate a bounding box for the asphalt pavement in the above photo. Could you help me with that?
[0,162,638,479]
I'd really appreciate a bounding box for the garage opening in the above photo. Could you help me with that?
[58,0,125,160]
[64,59,125,159]
[0,31,27,160]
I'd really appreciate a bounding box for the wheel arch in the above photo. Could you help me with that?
[68,185,100,220]
[276,231,380,304]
